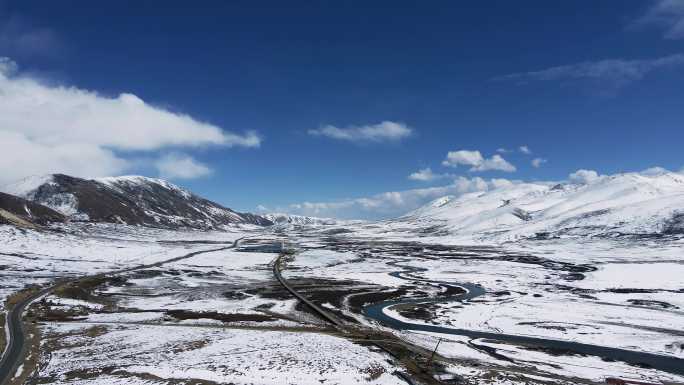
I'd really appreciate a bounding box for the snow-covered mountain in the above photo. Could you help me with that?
[0,191,65,227]
[263,213,340,226]
[2,174,273,229]
[394,171,684,241]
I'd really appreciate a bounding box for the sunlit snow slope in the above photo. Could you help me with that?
[398,171,684,241]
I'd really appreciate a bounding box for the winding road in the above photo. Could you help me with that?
[0,236,245,385]
[0,285,56,385]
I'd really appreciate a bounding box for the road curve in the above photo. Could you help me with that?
[273,253,344,327]
[0,236,245,385]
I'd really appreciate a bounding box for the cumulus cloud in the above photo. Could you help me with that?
[308,121,412,143]
[519,145,532,154]
[531,158,547,168]
[494,53,684,91]
[442,150,483,167]
[568,169,602,184]
[496,148,510,153]
[408,168,452,182]
[0,58,260,185]
[635,0,684,39]
[442,150,516,172]
[0,130,129,184]
[282,177,517,219]
[154,153,212,180]
[473,156,516,172]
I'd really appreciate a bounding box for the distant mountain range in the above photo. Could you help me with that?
[1,174,273,229]
[263,213,341,226]
[2,171,683,239]
[393,171,684,241]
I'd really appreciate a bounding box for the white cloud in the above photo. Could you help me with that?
[636,0,684,39]
[408,167,452,181]
[442,150,516,172]
[519,145,531,154]
[154,153,212,180]
[0,130,129,184]
[442,150,483,167]
[496,148,510,153]
[0,58,260,185]
[308,121,412,143]
[474,155,516,172]
[531,158,547,168]
[256,204,269,212]
[568,169,602,184]
[495,53,684,90]
[282,176,516,219]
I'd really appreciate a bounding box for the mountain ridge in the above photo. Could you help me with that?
[395,171,684,241]
[2,174,273,229]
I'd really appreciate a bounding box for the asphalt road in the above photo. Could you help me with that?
[0,284,56,385]
[272,250,421,385]
[0,236,244,385]
[272,253,344,327]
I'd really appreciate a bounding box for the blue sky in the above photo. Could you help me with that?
[1,1,683,219]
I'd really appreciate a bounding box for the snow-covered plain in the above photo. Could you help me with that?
[2,170,684,385]
[384,241,684,357]
[0,223,246,306]
[96,248,308,324]
[279,227,684,384]
[1,223,413,385]
[38,322,403,385]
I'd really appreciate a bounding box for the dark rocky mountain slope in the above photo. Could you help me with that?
[3,174,272,229]
[0,191,65,227]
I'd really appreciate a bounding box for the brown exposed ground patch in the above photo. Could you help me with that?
[169,339,210,354]
[53,275,127,308]
[32,299,90,322]
[166,309,277,323]
[4,285,43,310]
[84,325,109,338]
[347,288,409,312]
[394,302,441,322]
[360,362,387,381]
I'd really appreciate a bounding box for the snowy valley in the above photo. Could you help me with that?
[1,171,683,385]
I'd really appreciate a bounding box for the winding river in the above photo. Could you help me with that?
[362,262,684,376]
